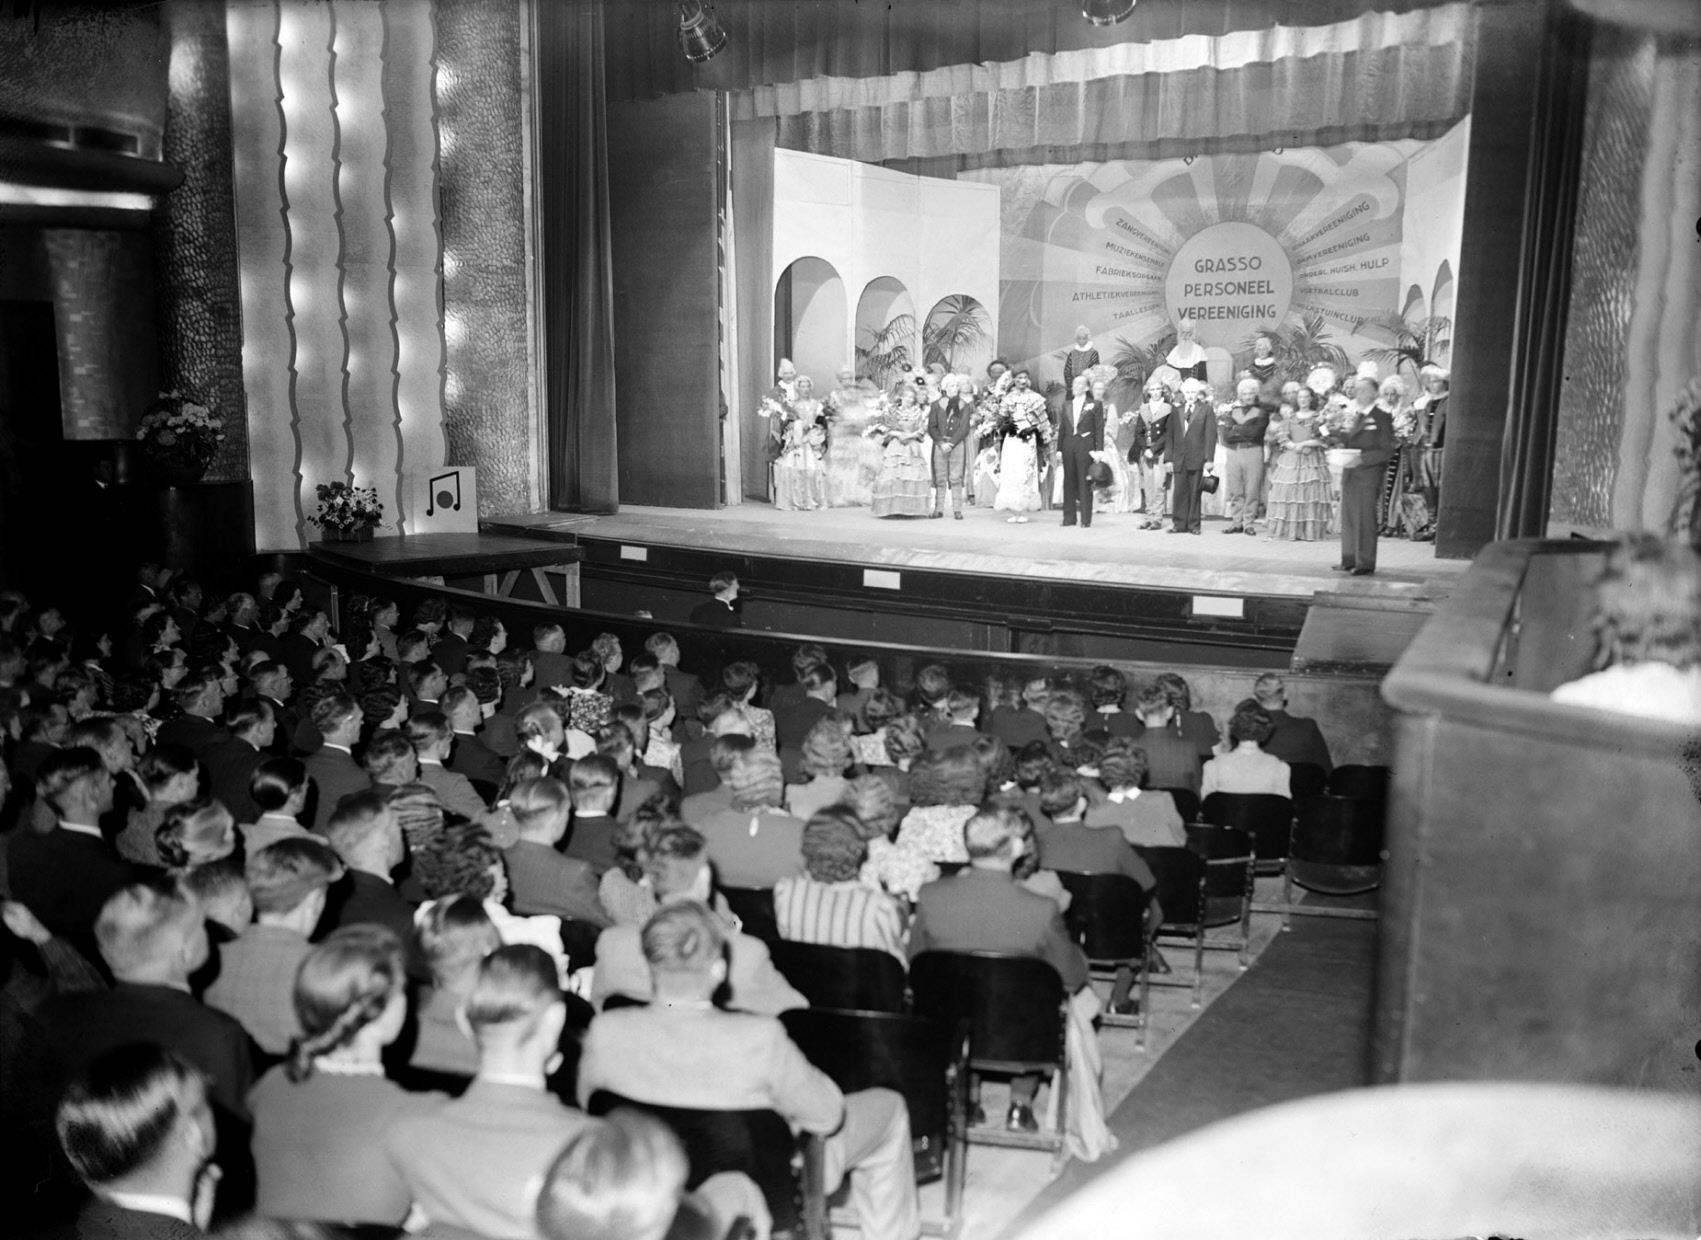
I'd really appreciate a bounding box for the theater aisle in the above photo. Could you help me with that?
[1002,908,1378,1237]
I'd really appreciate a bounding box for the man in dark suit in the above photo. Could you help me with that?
[222,592,262,658]
[1165,377,1219,535]
[386,946,591,1239]
[686,571,744,630]
[320,790,414,945]
[927,374,974,520]
[432,603,476,679]
[502,780,609,926]
[1252,673,1334,774]
[908,802,1089,1132]
[1056,375,1106,529]
[201,698,273,825]
[528,623,575,693]
[1126,686,1203,797]
[773,662,837,752]
[8,748,135,952]
[644,636,703,733]
[155,673,230,760]
[442,687,507,789]
[54,1043,221,1240]
[1336,370,1398,576]
[248,662,300,756]
[301,693,368,832]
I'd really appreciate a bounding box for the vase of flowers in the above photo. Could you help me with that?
[136,392,225,485]
[309,481,384,542]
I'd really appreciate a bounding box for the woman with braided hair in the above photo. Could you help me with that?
[248,925,445,1223]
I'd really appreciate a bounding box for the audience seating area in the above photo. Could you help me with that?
[0,559,1387,1240]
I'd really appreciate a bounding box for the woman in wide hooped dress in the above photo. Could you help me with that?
[993,370,1052,523]
[772,375,827,511]
[1264,381,1334,541]
[823,365,882,506]
[869,383,932,518]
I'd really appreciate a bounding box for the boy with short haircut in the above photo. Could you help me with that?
[406,710,488,820]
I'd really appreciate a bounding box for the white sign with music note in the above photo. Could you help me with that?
[405,467,478,534]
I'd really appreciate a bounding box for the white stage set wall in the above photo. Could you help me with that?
[771,149,1001,405]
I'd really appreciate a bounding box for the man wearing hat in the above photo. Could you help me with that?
[1165,377,1218,534]
[1335,361,1397,575]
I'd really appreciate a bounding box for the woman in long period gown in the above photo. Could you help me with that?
[772,376,826,511]
[823,367,881,506]
[1104,378,1140,513]
[993,376,1051,522]
[870,385,932,518]
[1264,385,1334,541]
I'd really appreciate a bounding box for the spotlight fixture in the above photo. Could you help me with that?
[1082,0,1137,25]
[677,0,727,64]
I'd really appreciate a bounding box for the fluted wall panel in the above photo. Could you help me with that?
[435,0,538,516]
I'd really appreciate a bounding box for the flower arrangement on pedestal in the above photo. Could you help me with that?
[310,481,384,542]
[137,392,225,483]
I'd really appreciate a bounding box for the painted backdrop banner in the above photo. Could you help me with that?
[965,140,1436,387]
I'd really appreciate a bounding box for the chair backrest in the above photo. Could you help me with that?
[768,940,909,1014]
[1153,786,1200,825]
[557,916,603,971]
[1200,792,1294,861]
[1328,764,1391,802]
[780,1009,967,1182]
[587,1090,801,1234]
[1287,761,1329,801]
[1132,845,1206,931]
[717,885,779,943]
[1293,795,1387,867]
[1053,871,1149,961]
[1184,823,1256,920]
[909,951,1066,1072]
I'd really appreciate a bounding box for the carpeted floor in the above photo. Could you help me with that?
[1002,909,1378,1235]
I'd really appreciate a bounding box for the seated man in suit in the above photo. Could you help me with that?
[241,757,316,855]
[564,753,624,876]
[320,791,414,946]
[772,661,837,753]
[643,632,703,734]
[9,747,135,954]
[579,901,920,1240]
[406,710,488,821]
[591,825,806,1014]
[386,945,592,1239]
[503,776,609,926]
[54,1043,221,1240]
[1085,737,1187,848]
[1125,686,1202,798]
[529,623,575,695]
[679,733,750,828]
[441,685,506,788]
[201,698,273,826]
[924,688,985,751]
[908,802,1090,1133]
[302,693,368,832]
[155,672,230,760]
[1251,673,1334,775]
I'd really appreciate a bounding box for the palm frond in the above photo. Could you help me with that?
[856,313,917,388]
[922,296,991,370]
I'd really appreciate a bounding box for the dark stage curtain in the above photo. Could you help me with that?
[731,117,775,502]
[1495,12,1591,541]
[604,0,1441,103]
[539,0,619,512]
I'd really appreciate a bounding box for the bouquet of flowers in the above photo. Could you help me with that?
[1316,393,1359,446]
[972,370,1013,443]
[310,480,384,533]
[136,391,225,472]
[757,393,796,425]
[1001,384,1051,444]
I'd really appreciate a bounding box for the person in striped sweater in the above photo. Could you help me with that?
[774,807,907,963]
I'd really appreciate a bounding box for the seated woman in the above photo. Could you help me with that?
[696,747,805,889]
[1201,702,1292,798]
[784,717,853,821]
[1041,688,1090,768]
[1085,737,1186,848]
[155,797,238,875]
[890,745,988,870]
[773,806,907,963]
[1550,535,1701,725]
[844,771,935,906]
[249,925,445,1224]
[850,688,904,767]
[117,743,199,865]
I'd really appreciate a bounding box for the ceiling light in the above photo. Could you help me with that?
[1082,0,1137,26]
[677,0,727,64]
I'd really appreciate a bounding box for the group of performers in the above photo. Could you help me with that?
[761,320,1448,575]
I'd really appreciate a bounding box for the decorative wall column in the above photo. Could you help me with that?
[155,0,249,482]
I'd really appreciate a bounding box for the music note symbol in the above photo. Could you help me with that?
[427,470,461,517]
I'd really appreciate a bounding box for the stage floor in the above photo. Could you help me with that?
[490,502,1469,602]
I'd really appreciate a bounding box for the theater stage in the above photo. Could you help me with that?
[488,503,1467,603]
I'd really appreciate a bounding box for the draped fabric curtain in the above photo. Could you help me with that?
[1496,11,1591,541]
[734,6,1473,164]
[603,0,1442,104]
[731,118,776,501]
[539,0,619,512]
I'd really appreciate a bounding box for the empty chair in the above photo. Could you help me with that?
[1153,786,1200,825]
[1132,845,1210,1007]
[1287,761,1329,802]
[587,1089,826,1240]
[908,951,1070,1168]
[1282,795,1387,926]
[718,885,780,944]
[769,941,908,1014]
[1200,792,1294,869]
[1053,871,1153,1039]
[1181,823,1256,967]
[781,1009,970,1238]
[1328,764,1391,803]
